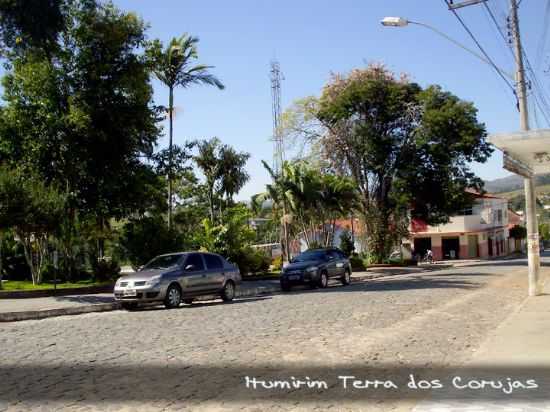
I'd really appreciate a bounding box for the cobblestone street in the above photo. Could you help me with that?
[0,257,548,411]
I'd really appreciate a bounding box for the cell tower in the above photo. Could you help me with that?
[270,60,284,175]
[270,60,290,261]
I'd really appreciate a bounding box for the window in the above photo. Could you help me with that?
[143,254,184,270]
[292,250,328,262]
[204,254,223,270]
[462,207,473,216]
[328,250,341,260]
[184,254,204,271]
[497,209,503,223]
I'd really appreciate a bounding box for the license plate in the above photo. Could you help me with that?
[288,275,300,280]
[123,289,136,297]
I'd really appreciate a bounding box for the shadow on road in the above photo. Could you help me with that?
[282,274,482,296]
[53,295,114,304]
[455,259,550,270]
[127,295,273,312]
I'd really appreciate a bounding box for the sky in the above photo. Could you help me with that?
[97,1,550,198]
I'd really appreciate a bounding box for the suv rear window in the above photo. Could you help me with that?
[204,254,223,269]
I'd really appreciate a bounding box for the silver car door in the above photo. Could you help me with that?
[203,253,225,290]
[181,253,207,292]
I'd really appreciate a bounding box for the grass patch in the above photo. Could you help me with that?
[0,279,111,292]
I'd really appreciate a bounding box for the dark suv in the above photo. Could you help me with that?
[280,248,352,291]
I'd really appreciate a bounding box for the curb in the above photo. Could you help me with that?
[0,302,121,322]
[0,284,115,299]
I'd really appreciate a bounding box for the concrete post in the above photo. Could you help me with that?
[510,0,541,296]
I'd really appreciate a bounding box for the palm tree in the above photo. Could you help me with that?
[148,35,224,228]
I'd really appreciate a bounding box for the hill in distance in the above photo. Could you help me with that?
[484,173,550,194]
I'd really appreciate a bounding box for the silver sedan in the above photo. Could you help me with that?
[114,252,241,309]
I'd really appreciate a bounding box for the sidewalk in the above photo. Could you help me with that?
[471,276,550,367]
[412,274,550,411]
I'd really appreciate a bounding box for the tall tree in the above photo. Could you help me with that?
[0,1,162,258]
[0,167,66,285]
[147,35,224,229]
[262,161,357,248]
[316,65,492,262]
[194,138,250,223]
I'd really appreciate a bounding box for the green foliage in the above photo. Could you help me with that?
[232,247,271,275]
[118,215,184,268]
[339,229,355,257]
[509,224,527,239]
[0,0,66,54]
[538,223,549,241]
[349,254,366,271]
[198,204,255,271]
[0,0,162,221]
[146,35,224,223]
[92,259,121,282]
[0,231,30,281]
[0,167,66,284]
[146,34,224,92]
[271,255,283,271]
[194,138,250,222]
[315,65,492,262]
[261,161,358,249]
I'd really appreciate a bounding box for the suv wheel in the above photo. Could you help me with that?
[164,284,182,309]
[281,280,291,292]
[221,281,235,302]
[341,268,351,286]
[318,271,329,288]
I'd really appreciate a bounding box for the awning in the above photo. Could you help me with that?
[488,129,550,177]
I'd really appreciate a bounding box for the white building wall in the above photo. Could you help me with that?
[419,198,508,234]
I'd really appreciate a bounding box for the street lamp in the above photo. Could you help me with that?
[380,17,514,81]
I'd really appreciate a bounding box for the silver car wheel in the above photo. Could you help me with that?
[225,282,234,299]
[321,273,328,288]
[346,271,351,284]
[222,281,235,302]
[168,287,181,307]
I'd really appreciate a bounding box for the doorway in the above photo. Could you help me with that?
[442,237,460,259]
[413,237,432,259]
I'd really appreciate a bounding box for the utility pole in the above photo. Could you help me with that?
[510,0,541,296]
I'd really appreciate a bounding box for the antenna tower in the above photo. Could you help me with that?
[270,60,284,175]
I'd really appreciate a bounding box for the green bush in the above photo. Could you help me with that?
[509,224,527,239]
[1,235,30,281]
[41,263,63,283]
[92,259,120,282]
[349,254,366,271]
[233,247,271,275]
[271,255,283,271]
[339,230,355,257]
[117,215,184,268]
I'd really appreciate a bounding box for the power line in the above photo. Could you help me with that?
[535,0,550,70]
[483,1,513,57]
[482,0,550,126]
[442,0,517,96]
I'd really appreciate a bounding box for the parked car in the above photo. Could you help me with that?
[114,252,241,310]
[280,248,352,291]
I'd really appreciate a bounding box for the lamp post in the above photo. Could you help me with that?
[380,17,514,81]
[382,11,542,295]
